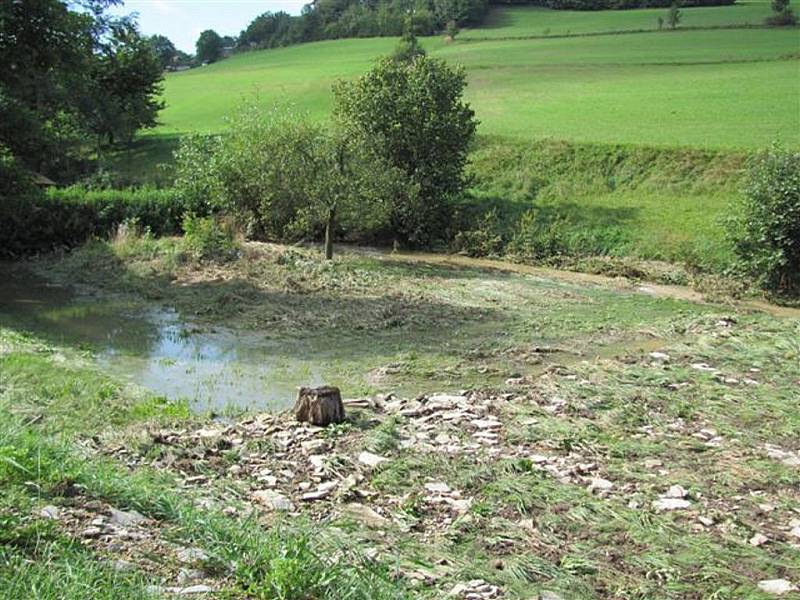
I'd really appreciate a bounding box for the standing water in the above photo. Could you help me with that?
[0,264,326,412]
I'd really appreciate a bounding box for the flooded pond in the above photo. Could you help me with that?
[0,265,329,413]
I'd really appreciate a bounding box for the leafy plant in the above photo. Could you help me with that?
[727,143,800,295]
[181,214,239,262]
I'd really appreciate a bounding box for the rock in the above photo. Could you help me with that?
[539,592,566,600]
[343,503,389,528]
[358,451,388,468]
[652,498,691,511]
[178,569,207,584]
[300,439,328,454]
[649,351,670,362]
[40,505,60,520]
[790,525,800,539]
[177,547,210,564]
[697,516,715,527]
[424,482,451,494]
[750,533,769,546]
[757,579,797,596]
[111,559,135,572]
[471,418,502,430]
[293,386,345,427]
[588,478,614,493]
[81,527,103,538]
[252,490,294,512]
[109,508,146,527]
[178,585,214,595]
[664,485,688,499]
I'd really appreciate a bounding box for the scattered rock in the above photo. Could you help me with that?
[750,533,769,547]
[109,508,146,527]
[448,578,502,598]
[697,516,714,527]
[757,579,797,596]
[539,592,566,600]
[177,585,214,595]
[343,503,388,528]
[664,485,689,499]
[40,505,60,520]
[176,547,210,565]
[252,490,294,512]
[358,451,388,468]
[425,482,451,494]
[588,477,614,493]
[652,498,691,512]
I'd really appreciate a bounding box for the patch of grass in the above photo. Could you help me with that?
[155,27,800,149]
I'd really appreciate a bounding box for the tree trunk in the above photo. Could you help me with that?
[324,207,335,260]
[293,386,345,427]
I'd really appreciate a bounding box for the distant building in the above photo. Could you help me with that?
[221,46,235,58]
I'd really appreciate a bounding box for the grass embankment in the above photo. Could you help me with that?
[465,138,746,275]
[2,240,799,598]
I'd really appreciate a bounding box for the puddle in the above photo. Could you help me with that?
[0,265,326,413]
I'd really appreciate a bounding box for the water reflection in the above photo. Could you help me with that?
[0,264,324,412]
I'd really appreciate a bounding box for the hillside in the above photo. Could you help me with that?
[156,5,800,149]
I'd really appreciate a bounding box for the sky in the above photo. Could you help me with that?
[110,1,308,53]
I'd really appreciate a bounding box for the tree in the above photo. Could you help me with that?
[445,20,460,40]
[333,55,478,245]
[89,24,165,145]
[666,2,682,29]
[196,29,223,63]
[174,103,398,258]
[148,34,177,69]
[392,16,426,62]
[766,0,797,25]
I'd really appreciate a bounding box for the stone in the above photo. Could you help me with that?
[749,533,769,546]
[358,451,388,468]
[424,482,451,494]
[588,478,614,492]
[109,508,146,527]
[81,527,103,538]
[40,505,60,520]
[664,485,688,499]
[652,498,691,511]
[757,579,797,596]
[539,592,566,600]
[111,559,135,572]
[343,503,389,528]
[790,525,800,539]
[698,516,715,527]
[252,490,294,512]
[649,352,670,362]
[293,386,345,427]
[178,585,214,595]
[177,547,210,564]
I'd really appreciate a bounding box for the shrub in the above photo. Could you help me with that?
[728,144,800,295]
[173,104,399,258]
[765,0,797,25]
[0,184,209,258]
[452,208,505,257]
[181,214,239,262]
[333,55,478,246]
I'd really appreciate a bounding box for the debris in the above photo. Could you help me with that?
[757,579,797,596]
[176,547,210,564]
[358,451,388,468]
[425,482,451,494]
[652,498,691,512]
[109,508,146,527]
[342,503,388,528]
[588,477,614,493]
[40,505,60,520]
[252,490,294,512]
[664,485,688,499]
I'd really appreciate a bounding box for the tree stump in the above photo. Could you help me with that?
[293,386,345,427]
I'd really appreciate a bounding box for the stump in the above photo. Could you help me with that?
[293,386,345,427]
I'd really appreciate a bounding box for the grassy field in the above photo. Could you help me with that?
[461,1,776,38]
[155,19,800,149]
[2,239,799,598]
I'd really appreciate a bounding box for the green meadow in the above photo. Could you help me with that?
[157,14,799,149]
[461,1,776,38]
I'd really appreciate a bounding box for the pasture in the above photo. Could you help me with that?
[156,13,799,149]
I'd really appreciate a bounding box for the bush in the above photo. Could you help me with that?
[489,0,733,8]
[0,184,210,258]
[452,208,505,257]
[728,144,800,295]
[333,55,478,246]
[181,214,238,262]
